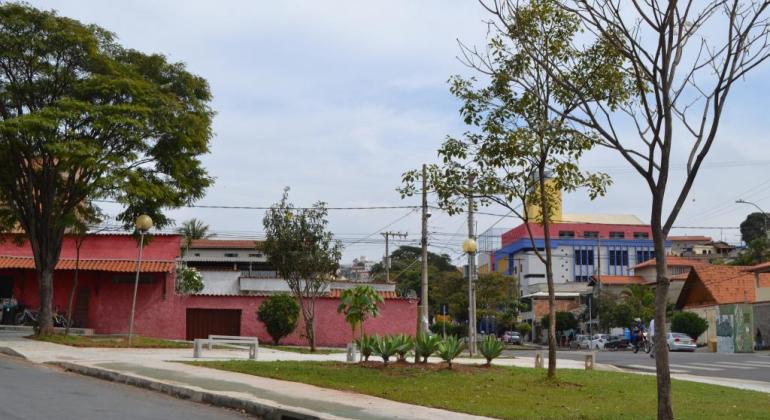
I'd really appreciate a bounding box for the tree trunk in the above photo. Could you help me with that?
[303,297,316,352]
[651,216,674,419]
[538,166,557,379]
[35,265,55,335]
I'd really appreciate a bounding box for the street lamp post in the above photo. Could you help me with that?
[128,214,153,346]
[463,237,478,356]
[736,199,768,236]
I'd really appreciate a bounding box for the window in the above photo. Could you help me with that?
[524,274,545,279]
[609,250,629,266]
[609,232,625,239]
[559,231,575,238]
[633,232,649,239]
[248,253,263,258]
[636,250,655,263]
[112,274,155,284]
[574,275,592,283]
[194,253,200,257]
[575,249,594,265]
[583,231,599,238]
[224,253,239,258]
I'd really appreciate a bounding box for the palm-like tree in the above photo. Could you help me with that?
[177,218,211,252]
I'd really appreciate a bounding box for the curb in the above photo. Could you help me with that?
[0,346,27,359]
[52,362,322,420]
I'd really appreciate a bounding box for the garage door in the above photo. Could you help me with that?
[185,308,241,340]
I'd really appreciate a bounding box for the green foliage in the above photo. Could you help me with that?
[731,237,770,266]
[740,212,769,244]
[515,322,532,337]
[355,335,377,362]
[0,3,214,333]
[478,336,504,366]
[175,266,204,295]
[262,188,342,351]
[414,332,441,363]
[393,334,414,362]
[373,335,404,365]
[429,321,467,338]
[257,294,300,345]
[370,245,457,298]
[541,312,578,333]
[178,219,212,251]
[437,336,466,368]
[598,285,657,330]
[337,285,384,340]
[671,312,709,341]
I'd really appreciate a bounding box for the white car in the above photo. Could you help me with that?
[570,334,591,350]
[590,334,611,350]
[666,332,697,352]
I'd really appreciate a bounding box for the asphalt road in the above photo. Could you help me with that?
[506,348,770,382]
[0,355,251,420]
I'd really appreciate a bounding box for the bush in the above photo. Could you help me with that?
[176,266,204,294]
[257,294,299,345]
[478,336,504,366]
[415,332,441,363]
[437,335,465,369]
[671,312,709,340]
[515,322,532,337]
[373,335,402,365]
[429,321,467,337]
[355,335,377,362]
[394,334,414,362]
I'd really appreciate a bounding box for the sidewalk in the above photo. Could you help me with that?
[0,332,594,420]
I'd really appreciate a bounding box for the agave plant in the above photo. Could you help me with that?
[355,334,377,362]
[437,335,465,369]
[395,334,414,362]
[415,332,441,363]
[478,336,504,366]
[373,335,401,365]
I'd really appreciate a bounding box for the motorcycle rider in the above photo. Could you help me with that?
[631,318,646,352]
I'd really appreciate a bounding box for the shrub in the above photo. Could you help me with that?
[394,334,414,362]
[478,336,504,366]
[355,334,377,362]
[176,266,204,294]
[257,294,300,344]
[437,335,465,369]
[515,322,532,337]
[671,312,709,340]
[373,335,402,365]
[415,332,441,363]
[429,321,467,337]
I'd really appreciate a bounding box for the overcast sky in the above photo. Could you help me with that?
[29,1,770,263]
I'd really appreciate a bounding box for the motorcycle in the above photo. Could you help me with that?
[632,331,652,354]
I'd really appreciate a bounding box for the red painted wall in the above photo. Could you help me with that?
[0,234,181,261]
[501,223,654,247]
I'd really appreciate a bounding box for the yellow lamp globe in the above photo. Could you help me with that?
[135,214,153,232]
[462,238,478,254]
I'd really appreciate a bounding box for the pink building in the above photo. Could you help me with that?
[0,234,416,346]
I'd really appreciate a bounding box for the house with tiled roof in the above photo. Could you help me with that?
[632,257,706,303]
[675,265,770,352]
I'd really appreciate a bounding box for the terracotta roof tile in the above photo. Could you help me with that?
[592,275,647,285]
[748,261,770,273]
[632,256,707,270]
[0,256,174,273]
[326,289,401,300]
[189,239,263,250]
[677,265,770,307]
[667,236,712,242]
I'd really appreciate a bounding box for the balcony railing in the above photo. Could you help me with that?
[240,270,278,279]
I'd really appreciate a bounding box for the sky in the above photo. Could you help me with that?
[27,1,770,264]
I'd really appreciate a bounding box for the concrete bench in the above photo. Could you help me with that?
[193,335,258,360]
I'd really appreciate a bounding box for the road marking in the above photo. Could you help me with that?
[740,361,770,367]
[705,362,759,370]
[625,364,689,374]
[670,363,723,372]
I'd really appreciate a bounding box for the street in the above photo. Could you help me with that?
[508,348,770,383]
[0,355,250,420]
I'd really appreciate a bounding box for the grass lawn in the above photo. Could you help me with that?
[32,334,191,348]
[260,344,344,355]
[186,360,770,419]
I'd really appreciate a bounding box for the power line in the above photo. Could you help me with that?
[94,199,420,211]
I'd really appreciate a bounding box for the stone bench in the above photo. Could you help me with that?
[193,335,258,360]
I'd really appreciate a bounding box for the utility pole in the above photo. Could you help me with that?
[381,231,408,283]
[419,164,430,333]
[466,179,478,356]
[592,237,601,337]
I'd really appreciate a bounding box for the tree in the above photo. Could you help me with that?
[336,285,384,342]
[262,188,342,352]
[671,312,709,341]
[401,1,612,379]
[540,311,578,335]
[177,218,212,252]
[623,284,655,323]
[732,237,770,266]
[370,245,456,298]
[740,212,769,244]
[475,0,770,415]
[0,4,213,334]
[257,294,300,345]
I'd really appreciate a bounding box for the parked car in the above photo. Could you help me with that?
[570,334,591,350]
[590,334,611,350]
[666,332,697,352]
[603,335,630,351]
[502,331,522,345]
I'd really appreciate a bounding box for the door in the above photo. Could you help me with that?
[186,308,241,340]
[73,287,90,328]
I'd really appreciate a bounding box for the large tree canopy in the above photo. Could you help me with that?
[740,212,769,244]
[0,4,213,333]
